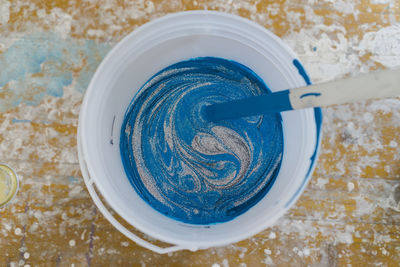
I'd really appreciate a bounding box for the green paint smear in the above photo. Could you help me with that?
[0,32,111,112]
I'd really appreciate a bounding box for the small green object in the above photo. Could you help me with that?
[0,164,18,208]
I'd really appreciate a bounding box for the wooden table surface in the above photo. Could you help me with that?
[1,0,400,266]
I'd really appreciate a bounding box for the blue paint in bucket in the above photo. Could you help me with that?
[120,57,284,224]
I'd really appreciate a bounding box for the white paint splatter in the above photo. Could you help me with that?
[293,246,304,257]
[81,229,87,240]
[238,247,247,258]
[347,182,355,192]
[4,223,11,231]
[106,248,119,254]
[358,24,400,68]
[69,239,76,247]
[87,29,105,38]
[375,234,392,243]
[331,0,356,15]
[283,24,360,83]
[68,185,83,197]
[14,227,22,235]
[371,0,391,4]
[316,178,329,189]
[268,232,276,239]
[0,0,10,25]
[264,256,273,265]
[353,195,376,216]
[48,8,73,39]
[36,9,46,18]
[145,1,154,13]
[23,252,30,259]
[363,112,374,123]
[389,140,397,147]
[98,247,105,256]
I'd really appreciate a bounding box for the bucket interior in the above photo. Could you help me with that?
[80,12,318,248]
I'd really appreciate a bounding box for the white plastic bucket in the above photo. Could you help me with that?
[78,11,322,253]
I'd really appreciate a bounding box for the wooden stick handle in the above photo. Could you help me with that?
[289,68,400,109]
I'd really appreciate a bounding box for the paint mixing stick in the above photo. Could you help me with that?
[205,68,400,121]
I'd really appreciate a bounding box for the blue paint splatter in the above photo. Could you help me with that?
[67,176,79,183]
[0,32,111,112]
[11,118,32,123]
[300,92,321,99]
[120,57,284,224]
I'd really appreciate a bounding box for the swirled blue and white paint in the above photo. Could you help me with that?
[120,57,283,224]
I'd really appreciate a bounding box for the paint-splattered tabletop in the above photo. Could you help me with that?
[1,0,400,266]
